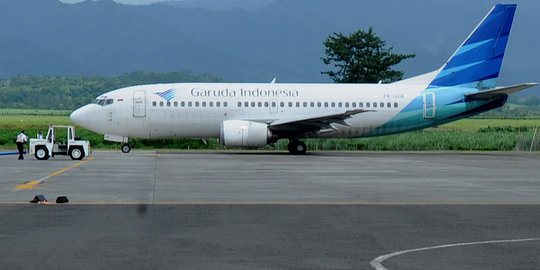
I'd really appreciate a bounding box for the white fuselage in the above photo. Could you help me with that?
[71,82,434,140]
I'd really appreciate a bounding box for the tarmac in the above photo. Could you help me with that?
[1,150,539,269]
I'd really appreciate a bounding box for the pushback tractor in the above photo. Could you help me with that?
[29,125,91,160]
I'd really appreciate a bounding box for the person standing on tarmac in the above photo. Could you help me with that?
[16,131,28,160]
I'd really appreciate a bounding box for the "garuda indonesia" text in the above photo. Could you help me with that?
[191,88,299,98]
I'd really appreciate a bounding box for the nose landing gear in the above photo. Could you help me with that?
[121,143,131,153]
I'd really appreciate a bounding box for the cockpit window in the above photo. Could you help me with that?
[94,98,114,106]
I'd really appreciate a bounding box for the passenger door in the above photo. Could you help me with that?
[133,90,146,117]
[423,92,435,119]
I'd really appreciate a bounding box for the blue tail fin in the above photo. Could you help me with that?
[429,4,516,89]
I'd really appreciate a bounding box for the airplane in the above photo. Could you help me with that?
[71,4,537,155]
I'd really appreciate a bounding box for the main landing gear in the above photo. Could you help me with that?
[287,140,307,155]
[121,143,131,153]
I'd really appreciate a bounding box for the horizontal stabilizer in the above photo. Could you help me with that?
[465,83,538,99]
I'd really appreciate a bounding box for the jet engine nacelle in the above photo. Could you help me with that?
[220,120,271,148]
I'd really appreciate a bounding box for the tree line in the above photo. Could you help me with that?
[0,71,224,110]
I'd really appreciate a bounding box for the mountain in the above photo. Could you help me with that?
[162,0,275,11]
[0,0,538,95]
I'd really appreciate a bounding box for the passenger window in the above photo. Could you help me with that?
[296,102,300,107]
[271,101,276,107]
[280,101,285,107]
[181,101,185,107]
[394,102,398,108]
[216,102,221,107]
[310,102,314,107]
[317,102,322,107]
[188,101,192,107]
[202,101,206,107]
[345,102,349,107]
[338,102,342,107]
[174,101,178,107]
[366,102,370,108]
[159,101,164,107]
[387,102,391,108]
[331,102,335,107]
[251,102,256,107]
[359,102,363,108]
[244,102,249,107]
[167,101,171,107]
[352,102,356,107]
[373,102,377,108]
[223,102,228,107]
[238,101,242,107]
[209,101,213,107]
[264,102,269,107]
[259,102,263,107]
[324,102,328,107]
[195,101,200,107]
[303,102,307,107]
[380,102,384,108]
[152,101,157,107]
[288,102,293,107]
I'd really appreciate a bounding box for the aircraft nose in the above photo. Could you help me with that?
[71,104,109,134]
[70,106,87,126]
[70,104,102,132]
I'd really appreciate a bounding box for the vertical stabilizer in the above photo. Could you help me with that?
[429,4,516,89]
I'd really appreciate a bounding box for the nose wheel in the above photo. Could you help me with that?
[287,140,307,155]
[121,143,131,153]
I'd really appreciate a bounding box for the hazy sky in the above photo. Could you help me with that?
[61,0,202,4]
[59,0,276,10]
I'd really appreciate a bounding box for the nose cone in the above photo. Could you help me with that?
[70,104,104,133]
[70,107,86,126]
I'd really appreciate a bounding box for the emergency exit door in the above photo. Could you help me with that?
[423,92,435,119]
[133,90,146,117]
[269,99,278,113]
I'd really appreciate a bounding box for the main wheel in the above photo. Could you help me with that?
[69,146,85,160]
[121,143,131,153]
[287,140,307,155]
[34,146,49,160]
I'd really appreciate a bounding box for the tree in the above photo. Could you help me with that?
[522,95,540,106]
[321,27,415,83]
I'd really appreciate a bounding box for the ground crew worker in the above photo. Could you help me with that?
[37,130,43,139]
[16,131,28,160]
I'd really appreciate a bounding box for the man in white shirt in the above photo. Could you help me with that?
[16,131,28,160]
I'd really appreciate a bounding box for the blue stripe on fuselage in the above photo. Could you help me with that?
[361,87,500,137]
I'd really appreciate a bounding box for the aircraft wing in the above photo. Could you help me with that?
[268,109,371,134]
[465,83,538,100]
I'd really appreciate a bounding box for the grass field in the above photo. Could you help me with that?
[1,110,539,151]
[438,118,540,130]
[0,109,71,116]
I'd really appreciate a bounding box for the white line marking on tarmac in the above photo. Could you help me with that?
[370,238,540,270]
[289,170,399,173]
